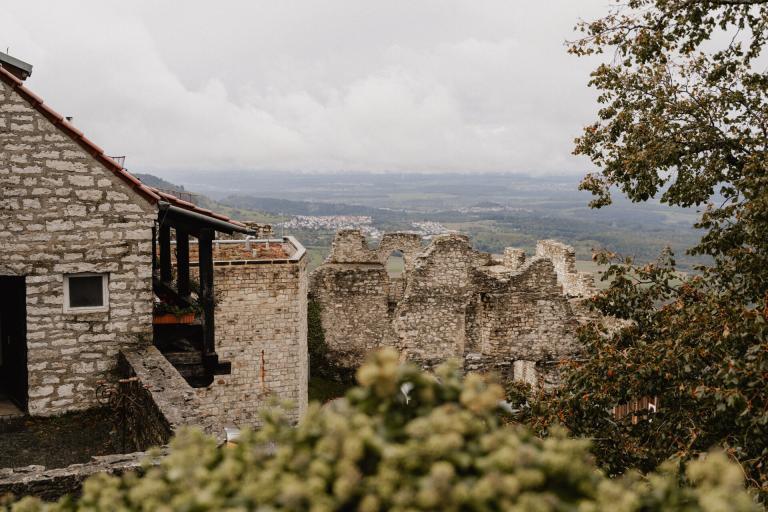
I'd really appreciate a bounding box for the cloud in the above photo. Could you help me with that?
[1,0,608,174]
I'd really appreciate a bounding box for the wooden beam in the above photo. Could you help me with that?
[198,228,215,357]
[151,225,157,275]
[159,224,172,283]
[176,229,190,298]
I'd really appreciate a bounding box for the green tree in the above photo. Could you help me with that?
[520,0,768,500]
[4,350,760,511]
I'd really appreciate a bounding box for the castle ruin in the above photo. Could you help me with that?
[310,230,596,388]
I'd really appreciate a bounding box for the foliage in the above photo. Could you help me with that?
[4,349,761,511]
[152,300,199,317]
[517,249,768,492]
[525,0,768,501]
[572,0,768,301]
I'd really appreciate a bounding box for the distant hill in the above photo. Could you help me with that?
[220,195,401,218]
[132,173,285,225]
[134,173,186,192]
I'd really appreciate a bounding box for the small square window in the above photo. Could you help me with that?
[64,273,109,313]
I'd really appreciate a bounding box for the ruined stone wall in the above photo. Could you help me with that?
[535,240,596,298]
[0,80,156,416]
[193,252,308,427]
[310,265,393,369]
[327,229,381,264]
[376,232,423,274]
[0,452,151,502]
[464,259,581,387]
[310,230,593,388]
[394,235,476,364]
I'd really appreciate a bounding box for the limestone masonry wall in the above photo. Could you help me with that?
[310,230,596,388]
[0,347,225,502]
[0,79,156,416]
[535,240,596,298]
[119,347,225,449]
[191,239,308,427]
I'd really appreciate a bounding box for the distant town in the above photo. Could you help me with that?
[278,216,451,239]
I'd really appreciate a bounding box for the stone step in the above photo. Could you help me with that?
[0,400,26,434]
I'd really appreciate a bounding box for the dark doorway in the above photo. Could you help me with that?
[0,276,27,411]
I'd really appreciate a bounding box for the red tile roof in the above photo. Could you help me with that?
[0,65,246,229]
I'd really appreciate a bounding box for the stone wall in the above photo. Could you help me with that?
[327,229,381,264]
[0,346,224,502]
[119,347,225,449]
[310,230,595,388]
[376,232,423,274]
[0,451,152,502]
[311,265,393,369]
[0,79,156,416]
[191,238,308,427]
[535,240,596,298]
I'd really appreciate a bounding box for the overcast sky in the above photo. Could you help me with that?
[3,1,609,175]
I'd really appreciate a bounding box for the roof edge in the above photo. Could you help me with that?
[0,65,161,204]
[0,66,247,229]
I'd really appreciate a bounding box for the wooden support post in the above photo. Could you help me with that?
[159,224,172,283]
[198,228,215,357]
[151,225,157,276]
[176,229,190,298]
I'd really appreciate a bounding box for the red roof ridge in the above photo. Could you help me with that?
[0,65,246,229]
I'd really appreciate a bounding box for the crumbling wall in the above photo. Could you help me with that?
[327,229,380,263]
[310,230,592,388]
[502,248,526,270]
[535,240,596,297]
[193,254,309,427]
[465,259,581,386]
[394,234,476,364]
[376,232,423,274]
[0,79,155,416]
[310,265,393,370]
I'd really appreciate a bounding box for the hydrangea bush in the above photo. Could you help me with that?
[5,349,760,511]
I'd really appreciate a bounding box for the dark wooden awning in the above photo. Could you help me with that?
[152,202,246,385]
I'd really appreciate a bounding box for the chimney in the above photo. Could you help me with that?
[0,51,33,81]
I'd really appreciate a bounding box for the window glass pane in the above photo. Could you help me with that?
[68,276,104,308]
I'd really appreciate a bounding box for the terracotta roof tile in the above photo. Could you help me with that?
[0,65,246,229]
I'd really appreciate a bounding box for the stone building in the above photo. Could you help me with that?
[310,229,596,388]
[0,55,307,427]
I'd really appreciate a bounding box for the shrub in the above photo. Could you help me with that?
[6,349,760,511]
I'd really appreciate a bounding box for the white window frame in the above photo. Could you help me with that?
[63,272,110,313]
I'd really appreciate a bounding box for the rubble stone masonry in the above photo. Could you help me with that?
[0,79,155,415]
[310,230,596,388]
